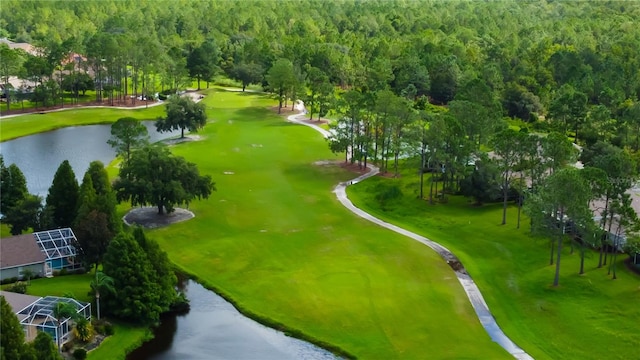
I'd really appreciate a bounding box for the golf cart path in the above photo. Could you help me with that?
[0,90,205,119]
[286,105,534,360]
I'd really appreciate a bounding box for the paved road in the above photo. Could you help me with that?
[287,109,535,360]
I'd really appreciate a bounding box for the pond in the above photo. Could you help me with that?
[0,122,180,197]
[128,280,338,360]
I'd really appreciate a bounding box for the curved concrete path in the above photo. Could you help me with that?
[286,109,534,360]
[0,90,206,119]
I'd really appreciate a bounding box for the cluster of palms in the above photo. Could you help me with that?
[48,271,113,353]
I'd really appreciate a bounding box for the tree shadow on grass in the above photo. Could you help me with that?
[232,106,275,122]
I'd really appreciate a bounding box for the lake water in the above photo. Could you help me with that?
[127,281,338,360]
[0,122,179,197]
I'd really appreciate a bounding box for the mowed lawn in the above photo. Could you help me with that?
[347,174,640,360]
[140,90,509,359]
[0,105,165,142]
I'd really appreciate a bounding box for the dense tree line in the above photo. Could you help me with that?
[1,1,639,132]
[2,0,639,284]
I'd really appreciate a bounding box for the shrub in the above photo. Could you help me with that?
[73,348,87,360]
[104,323,114,336]
[7,281,27,294]
[0,277,18,285]
[73,318,94,342]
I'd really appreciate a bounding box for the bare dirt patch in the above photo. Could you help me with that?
[269,106,299,116]
[123,207,194,229]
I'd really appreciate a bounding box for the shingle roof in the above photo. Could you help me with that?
[0,234,46,269]
[0,291,42,316]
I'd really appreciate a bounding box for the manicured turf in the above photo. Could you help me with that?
[141,90,509,359]
[86,324,151,360]
[0,105,164,142]
[347,171,640,360]
[20,273,94,301]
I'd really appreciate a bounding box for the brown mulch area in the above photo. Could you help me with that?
[269,105,299,116]
[338,161,371,175]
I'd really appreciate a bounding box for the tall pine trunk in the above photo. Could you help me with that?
[553,208,565,286]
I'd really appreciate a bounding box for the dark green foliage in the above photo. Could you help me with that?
[73,162,119,268]
[156,96,207,139]
[31,332,62,360]
[132,227,177,311]
[72,348,87,360]
[61,72,94,96]
[460,160,501,206]
[187,38,220,90]
[102,232,175,325]
[428,55,459,104]
[44,160,79,229]
[3,194,42,235]
[107,117,149,161]
[266,58,295,113]
[503,83,543,121]
[228,62,264,91]
[114,145,215,215]
[1,295,31,360]
[0,159,28,215]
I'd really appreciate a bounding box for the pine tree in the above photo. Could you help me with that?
[44,160,79,228]
[1,296,31,360]
[102,233,167,325]
[133,227,177,310]
[0,158,29,215]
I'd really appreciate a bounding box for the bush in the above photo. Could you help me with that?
[0,277,18,285]
[73,318,94,342]
[7,281,27,294]
[158,94,167,101]
[104,323,114,336]
[73,348,87,360]
[92,319,114,335]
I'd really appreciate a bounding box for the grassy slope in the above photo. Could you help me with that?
[141,90,508,359]
[347,172,640,360]
[0,106,164,142]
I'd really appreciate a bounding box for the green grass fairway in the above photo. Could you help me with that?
[139,90,509,359]
[347,173,640,360]
[0,106,164,142]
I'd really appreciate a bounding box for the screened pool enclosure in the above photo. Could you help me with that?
[33,228,81,274]
[17,296,91,344]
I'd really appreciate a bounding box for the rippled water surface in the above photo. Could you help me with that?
[127,281,338,360]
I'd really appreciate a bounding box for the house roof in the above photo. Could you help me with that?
[0,291,42,322]
[0,234,46,269]
[0,38,38,56]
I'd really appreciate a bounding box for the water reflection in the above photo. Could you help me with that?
[0,122,180,197]
[127,281,339,360]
